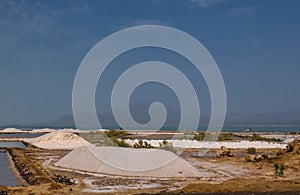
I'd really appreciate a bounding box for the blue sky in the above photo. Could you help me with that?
[0,0,299,125]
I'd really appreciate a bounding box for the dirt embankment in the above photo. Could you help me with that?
[8,148,55,185]
[174,177,300,194]
[0,148,77,195]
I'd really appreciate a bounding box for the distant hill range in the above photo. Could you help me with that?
[2,106,300,129]
[225,112,300,125]
[53,111,300,128]
[53,110,181,129]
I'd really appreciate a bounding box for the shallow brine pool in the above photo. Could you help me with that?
[0,152,19,186]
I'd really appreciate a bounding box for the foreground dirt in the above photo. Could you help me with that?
[173,178,300,194]
[170,140,300,194]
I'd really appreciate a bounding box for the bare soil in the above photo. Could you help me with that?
[1,137,300,194]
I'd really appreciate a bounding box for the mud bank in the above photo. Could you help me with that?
[6,151,27,186]
[8,148,56,185]
[0,148,77,195]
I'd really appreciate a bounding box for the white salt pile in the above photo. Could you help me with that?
[1,128,23,133]
[31,128,56,133]
[24,131,93,149]
[55,146,202,178]
[125,139,287,149]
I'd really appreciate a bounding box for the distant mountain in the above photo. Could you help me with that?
[2,110,298,130]
[53,111,181,129]
[53,110,300,129]
[53,103,182,129]
[225,112,300,125]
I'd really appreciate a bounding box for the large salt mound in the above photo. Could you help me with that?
[24,131,92,149]
[55,146,202,178]
[1,128,23,133]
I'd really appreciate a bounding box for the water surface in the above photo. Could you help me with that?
[0,152,19,186]
[0,142,26,148]
[0,133,45,138]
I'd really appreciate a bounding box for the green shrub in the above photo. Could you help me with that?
[80,130,130,147]
[193,132,206,140]
[159,140,177,153]
[133,140,153,148]
[193,132,218,141]
[111,137,130,147]
[274,162,285,177]
[218,133,234,141]
[247,147,257,154]
[105,130,128,138]
[252,133,263,141]
[252,133,281,142]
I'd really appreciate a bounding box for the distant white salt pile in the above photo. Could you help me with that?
[55,146,202,178]
[125,139,287,149]
[31,128,56,133]
[24,131,92,149]
[55,128,88,133]
[56,128,76,132]
[1,128,23,133]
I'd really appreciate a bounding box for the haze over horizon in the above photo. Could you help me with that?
[0,0,300,126]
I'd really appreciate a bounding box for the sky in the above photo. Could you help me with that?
[0,0,300,126]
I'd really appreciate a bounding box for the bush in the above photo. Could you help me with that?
[80,130,129,147]
[105,130,128,138]
[194,132,216,141]
[252,133,281,142]
[101,137,129,147]
[133,140,153,148]
[252,133,263,141]
[247,147,257,154]
[159,140,177,153]
[274,162,285,177]
[193,132,205,140]
[218,133,234,141]
[111,137,130,147]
